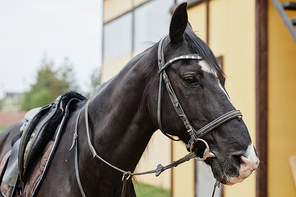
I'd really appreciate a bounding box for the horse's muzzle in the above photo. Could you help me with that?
[227,144,259,185]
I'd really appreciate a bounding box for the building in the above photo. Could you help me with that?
[101,0,296,197]
[0,92,23,112]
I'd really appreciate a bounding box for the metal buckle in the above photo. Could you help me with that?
[190,138,216,161]
[122,171,132,182]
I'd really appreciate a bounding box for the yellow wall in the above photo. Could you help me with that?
[104,0,132,23]
[103,0,296,196]
[172,142,195,197]
[268,1,296,196]
[188,0,257,197]
[103,0,148,23]
[209,1,257,196]
[101,54,132,83]
[187,4,207,41]
[135,131,172,190]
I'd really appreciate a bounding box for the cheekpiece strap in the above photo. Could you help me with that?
[157,37,166,71]
[157,36,202,138]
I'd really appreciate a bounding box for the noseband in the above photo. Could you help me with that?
[156,36,242,160]
[71,37,243,197]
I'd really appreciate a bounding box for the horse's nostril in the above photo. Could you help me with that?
[232,155,243,169]
[239,157,243,164]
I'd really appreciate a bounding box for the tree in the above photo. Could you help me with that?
[86,67,101,98]
[21,56,77,110]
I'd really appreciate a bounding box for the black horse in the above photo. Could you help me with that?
[0,3,258,197]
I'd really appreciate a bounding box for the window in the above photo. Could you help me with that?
[103,13,132,62]
[103,0,174,62]
[134,0,173,51]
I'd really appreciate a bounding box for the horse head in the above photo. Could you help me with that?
[148,3,259,185]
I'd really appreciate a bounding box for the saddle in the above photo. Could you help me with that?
[0,91,86,197]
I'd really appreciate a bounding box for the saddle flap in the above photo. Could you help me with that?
[3,139,20,186]
[25,108,42,122]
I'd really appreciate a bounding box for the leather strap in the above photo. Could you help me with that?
[71,99,199,197]
[70,108,86,197]
[195,110,242,138]
[156,36,243,158]
[157,37,201,141]
[71,37,244,197]
[157,37,202,73]
[159,54,202,73]
[157,37,165,131]
[162,70,197,135]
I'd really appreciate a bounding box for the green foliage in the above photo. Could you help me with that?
[86,67,101,98]
[90,67,101,92]
[21,56,77,110]
[0,126,5,133]
[0,99,3,110]
[134,182,170,197]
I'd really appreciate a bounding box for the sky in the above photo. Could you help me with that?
[0,0,103,99]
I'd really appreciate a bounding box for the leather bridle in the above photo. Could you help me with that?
[70,36,243,197]
[156,36,242,160]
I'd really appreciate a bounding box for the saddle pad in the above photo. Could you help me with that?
[24,97,84,197]
[19,91,86,182]
[0,150,12,197]
[23,141,53,197]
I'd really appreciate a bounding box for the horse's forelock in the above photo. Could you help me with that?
[184,30,224,79]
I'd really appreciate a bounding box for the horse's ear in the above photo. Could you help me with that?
[169,3,188,44]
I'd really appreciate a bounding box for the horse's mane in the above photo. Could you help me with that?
[97,27,224,97]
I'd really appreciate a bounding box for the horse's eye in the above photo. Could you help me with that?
[182,76,199,85]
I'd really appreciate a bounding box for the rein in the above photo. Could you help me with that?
[70,37,243,197]
[70,100,197,197]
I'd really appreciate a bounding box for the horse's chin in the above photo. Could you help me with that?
[207,157,254,186]
[207,158,241,185]
[206,158,228,184]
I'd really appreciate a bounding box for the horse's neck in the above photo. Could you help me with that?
[85,61,157,177]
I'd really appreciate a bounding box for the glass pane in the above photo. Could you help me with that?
[196,157,221,196]
[103,13,132,62]
[134,0,174,51]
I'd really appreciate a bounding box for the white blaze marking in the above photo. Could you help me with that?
[218,82,235,107]
[199,60,218,77]
[199,60,235,107]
